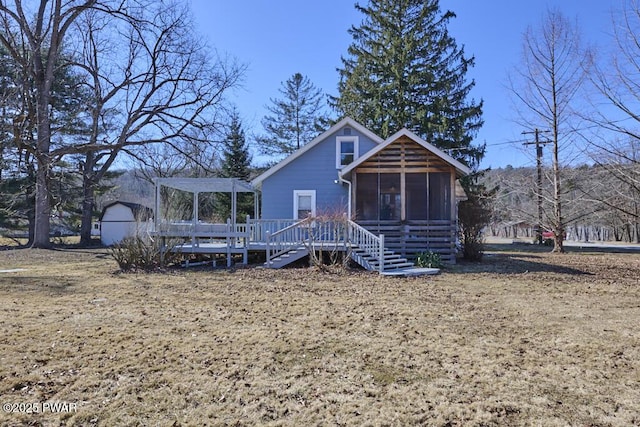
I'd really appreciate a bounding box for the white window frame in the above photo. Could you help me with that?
[293,190,316,220]
[336,136,359,169]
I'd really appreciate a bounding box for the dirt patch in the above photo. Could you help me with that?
[0,248,639,426]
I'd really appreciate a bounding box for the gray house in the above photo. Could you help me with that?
[252,117,470,263]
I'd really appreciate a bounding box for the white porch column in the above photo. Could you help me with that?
[155,179,161,230]
[231,180,237,226]
[193,192,199,225]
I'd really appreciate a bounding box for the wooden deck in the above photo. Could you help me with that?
[155,218,453,271]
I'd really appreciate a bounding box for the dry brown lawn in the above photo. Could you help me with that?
[0,246,639,426]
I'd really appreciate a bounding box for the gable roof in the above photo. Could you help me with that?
[339,128,472,178]
[100,201,154,221]
[251,117,384,186]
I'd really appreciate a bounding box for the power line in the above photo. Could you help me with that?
[477,117,637,149]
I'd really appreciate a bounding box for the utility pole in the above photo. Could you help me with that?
[523,129,551,244]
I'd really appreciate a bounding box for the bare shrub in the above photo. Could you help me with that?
[110,236,179,271]
[303,210,351,271]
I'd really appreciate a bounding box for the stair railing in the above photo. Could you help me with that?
[265,217,312,267]
[348,220,385,272]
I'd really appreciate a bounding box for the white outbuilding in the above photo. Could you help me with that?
[99,201,154,246]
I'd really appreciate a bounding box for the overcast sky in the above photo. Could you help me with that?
[190,0,619,169]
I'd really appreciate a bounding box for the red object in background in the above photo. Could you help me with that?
[542,230,566,239]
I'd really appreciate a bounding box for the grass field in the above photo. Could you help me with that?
[0,245,639,426]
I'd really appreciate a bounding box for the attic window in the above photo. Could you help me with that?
[336,136,359,168]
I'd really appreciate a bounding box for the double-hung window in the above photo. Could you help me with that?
[293,190,316,220]
[336,136,359,169]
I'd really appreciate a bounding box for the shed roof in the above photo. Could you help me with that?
[154,177,254,193]
[99,201,154,221]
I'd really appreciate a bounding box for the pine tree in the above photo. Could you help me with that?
[215,112,253,222]
[333,0,484,167]
[257,73,328,158]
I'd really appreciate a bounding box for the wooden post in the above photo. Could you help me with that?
[400,172,406,222]
[226,218,232,268]
[154,179,161,233]
[192,191,199,246]
[231,180,237,229]
[243,214,250,264]
[265,231,271,267]
[379,234,385,273]
[254,192,259,221]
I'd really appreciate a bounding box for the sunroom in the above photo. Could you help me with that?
[339,129,470,261]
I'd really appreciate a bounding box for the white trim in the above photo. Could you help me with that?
[337,174,352,220]
[293,190,316,220]
[336,136,359,169]
[339,128,471,178]
[252,117,383,186]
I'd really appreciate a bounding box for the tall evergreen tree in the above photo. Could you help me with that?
[257,73,328,158]
[215,111,253,222]
[333,0,484,167]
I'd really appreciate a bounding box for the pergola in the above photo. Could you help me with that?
[154,177,257,228]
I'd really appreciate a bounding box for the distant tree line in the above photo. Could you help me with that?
[485,164,640,243]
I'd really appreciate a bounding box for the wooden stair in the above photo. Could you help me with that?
[350,245,414,272]
[262,220,418,274]
[263,246,309,269]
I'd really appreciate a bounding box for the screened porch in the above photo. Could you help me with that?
[341,133,465,262]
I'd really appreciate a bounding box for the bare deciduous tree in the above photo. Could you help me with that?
[508,8,588,252]
[0,0,243,246]
[583,0,640,239]
[69,2,243,244]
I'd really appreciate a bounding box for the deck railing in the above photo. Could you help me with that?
[154,216,405,271]
[265,218,312,265]
[249,219,299,243]
[156,220,251,247]
[257,218,388,271]
[348,220,385,272]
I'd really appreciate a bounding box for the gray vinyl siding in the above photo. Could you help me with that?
[261,127,378,219]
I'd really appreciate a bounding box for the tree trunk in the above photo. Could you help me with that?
[79,181,95,245]
[26,187,35,247]
[33,157,51,248]
[32,91,52,248]
[551,81,564,253]
[79,153,96,246]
